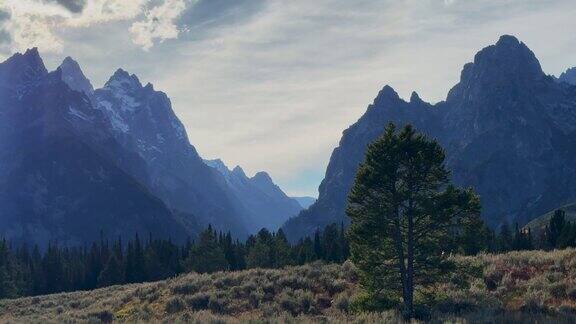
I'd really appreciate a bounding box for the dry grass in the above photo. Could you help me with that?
[1,249,576,323]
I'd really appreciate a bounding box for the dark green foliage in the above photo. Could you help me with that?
[97,254,124,287]
[346,123,480,319]
[0,222,350,299]
[185,226,228,273]
[549,210,566,248]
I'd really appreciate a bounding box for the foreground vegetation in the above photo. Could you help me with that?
[1,249,575,323]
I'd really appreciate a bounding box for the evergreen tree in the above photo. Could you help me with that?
[246,229,274,268]
[97,254,124,287]
[273,229,292,268]
[498,222,513,252]
[185,226,228,273]
[548,209,566,248]
[347,124,480,318]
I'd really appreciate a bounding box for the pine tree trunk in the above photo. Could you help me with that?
[392,208,409,316]
[406,210,415,319]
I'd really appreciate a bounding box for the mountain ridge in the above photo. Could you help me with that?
[282,35,576,241]
[203,159,303,232]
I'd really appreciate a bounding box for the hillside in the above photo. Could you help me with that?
[1,249,575,323]
[524,203,576,234]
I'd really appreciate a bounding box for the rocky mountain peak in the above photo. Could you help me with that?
[252,171,273,184]
[0,48,48,86]
[105,68,142,91]
[232,165,247,178]
[58,56,94,95]
[447,35,545,102]
[204,159,231,176]
[559,67,576,85]
[374,85,401,105]
[409,91,423,104]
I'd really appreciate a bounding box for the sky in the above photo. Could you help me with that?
[0,0,575,197]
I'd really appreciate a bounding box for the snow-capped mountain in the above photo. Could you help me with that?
[62,58,250,238]
[204,159,303,232]
[0,49,189,247]
[1,48,303,246]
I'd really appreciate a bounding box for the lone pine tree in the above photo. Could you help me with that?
[347,123,480,319]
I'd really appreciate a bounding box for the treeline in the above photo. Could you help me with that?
[0,224,348,299]
[1,210,574,300]
[465,209,576,254]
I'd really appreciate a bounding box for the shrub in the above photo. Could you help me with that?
[171,282,198,295]
[186,292,210,310]
[333,293,350,312]
[549,282,566,298]
[521,291,550,313]
[208,293,227,313]
[88,310,114,324]
[165,297,185,314]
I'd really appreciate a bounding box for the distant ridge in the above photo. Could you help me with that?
[204,159,303,232]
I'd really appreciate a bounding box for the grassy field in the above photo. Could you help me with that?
[1,249,576,323]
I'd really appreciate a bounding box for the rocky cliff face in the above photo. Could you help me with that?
[204,159,302,232]
[283,35,576,241]
[90,68,249,237]
[0,49,189,247]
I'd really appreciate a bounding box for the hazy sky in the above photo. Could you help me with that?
[1,0,575,197]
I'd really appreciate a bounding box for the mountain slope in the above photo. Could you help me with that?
[283,35,576,240]
[204,159,302,232]
[524,203,576,235]
[0,49,189,247]
[89,68,250,237]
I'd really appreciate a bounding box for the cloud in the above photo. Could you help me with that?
[129,0,190,50]
[53,0,87,13]
[0,0,192,53]
[178,0,265,34]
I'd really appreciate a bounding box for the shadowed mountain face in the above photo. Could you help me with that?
[0,48,300,246]
[89,68,249,238]
[204,159,303,232]
[283,35,576,241]
[0,49,189,247]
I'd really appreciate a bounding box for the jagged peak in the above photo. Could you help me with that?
[409,91,422,104]
[105,68,142,90]
[58,56,94,95]
[232,166,247,178]
[252,171,273,183]
[1,47,47,76]
[373,85,402,105]
[472,34,543,79]
[495,34,520,47]
[447,35,545,102]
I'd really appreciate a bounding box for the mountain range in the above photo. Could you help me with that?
[0,49,300,247]
[204,159,303,232]
[2,35,576,246]
[283,35,576,241]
